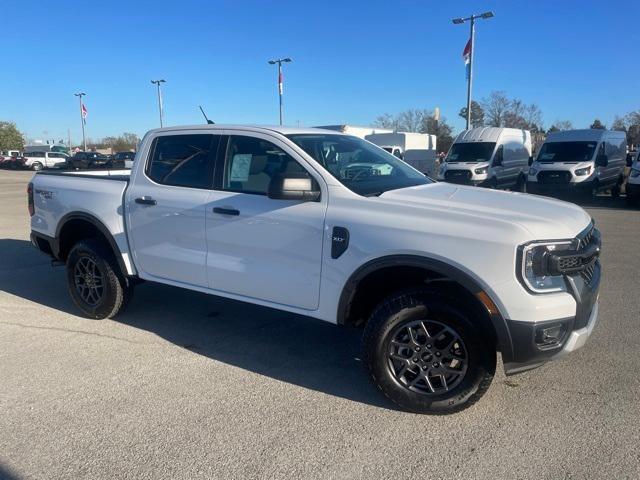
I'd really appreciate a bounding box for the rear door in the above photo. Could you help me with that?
[204,131,326,310]
[127,132,223,287]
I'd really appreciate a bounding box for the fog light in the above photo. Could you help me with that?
[535,323,567,348]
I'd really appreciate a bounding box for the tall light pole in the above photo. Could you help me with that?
[151,79,166,127]
[74,92,87,151]
[452,11,494,130]
[267,57,292,126]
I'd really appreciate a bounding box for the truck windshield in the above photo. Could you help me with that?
[537,141,597,162]
[446,142,496,163]
[286,134,430,196]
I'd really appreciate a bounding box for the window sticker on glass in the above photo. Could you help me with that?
[540,153,555,160]
[230,154,252,182]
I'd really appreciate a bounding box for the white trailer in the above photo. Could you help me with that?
[365,132,438,176]
[314,125,393,139]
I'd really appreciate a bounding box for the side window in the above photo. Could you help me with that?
[492,145,504,166]
[147,134,219,189]
[223,135,308,195]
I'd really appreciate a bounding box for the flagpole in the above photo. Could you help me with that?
[74,92,87,151]
[466,17,475,130]
[452,11,494,131]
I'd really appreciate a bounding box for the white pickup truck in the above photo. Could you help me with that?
[29,125,602,414]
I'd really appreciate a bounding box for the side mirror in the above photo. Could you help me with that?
[595,154,608,167]
[268,173,321,202]
[528,156,534,166]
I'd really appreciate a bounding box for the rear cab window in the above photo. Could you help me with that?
[146,134,221,189]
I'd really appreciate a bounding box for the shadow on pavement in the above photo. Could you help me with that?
[0,463,22,480]
[0,238,394,410]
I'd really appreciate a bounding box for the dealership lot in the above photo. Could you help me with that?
[1,170,639,479]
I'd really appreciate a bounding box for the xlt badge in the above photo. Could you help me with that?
[331,226,350,259]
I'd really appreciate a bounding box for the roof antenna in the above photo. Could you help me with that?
[199,105,214,124]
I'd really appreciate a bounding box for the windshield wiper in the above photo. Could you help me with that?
[363,191,384,197]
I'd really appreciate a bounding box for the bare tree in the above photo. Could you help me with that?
[372,109,455,153]
[612,116,627,132]
[458,101,485,128]
[373,113,398,130]
[481,91,510,127]
[548,120,573,133]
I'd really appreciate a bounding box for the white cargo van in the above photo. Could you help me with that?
[626,150,640,206]
[527,129,627,197]
[437,127,532,190]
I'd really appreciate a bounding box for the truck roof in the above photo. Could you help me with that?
[454,127,530,143]
[145,124,347,137]
[545,129,625,142]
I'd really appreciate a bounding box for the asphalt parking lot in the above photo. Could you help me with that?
[1,169,639,480]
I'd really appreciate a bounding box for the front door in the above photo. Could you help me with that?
[205,132,326,310]
[127,132,222,287]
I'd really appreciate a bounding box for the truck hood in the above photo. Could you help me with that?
[378,183,591,240]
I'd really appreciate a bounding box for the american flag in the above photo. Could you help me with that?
[81,102,88,124]
[462,38,472,79]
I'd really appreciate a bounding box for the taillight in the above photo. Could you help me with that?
[27,182,34,216]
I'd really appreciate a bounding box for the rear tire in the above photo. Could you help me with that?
[363,289,495,414]
[515,174,527,193]
[66,239,133,319]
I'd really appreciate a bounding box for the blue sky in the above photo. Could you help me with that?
[2,0,638,144]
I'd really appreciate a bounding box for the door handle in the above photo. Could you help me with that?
[135,196,157,205]
[213,207,240,216]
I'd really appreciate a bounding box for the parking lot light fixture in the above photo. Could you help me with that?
[452,11,495,130]
[151,79,166,127]
[267,58,292,126]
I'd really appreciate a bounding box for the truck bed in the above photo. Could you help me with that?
[30,169,134,274]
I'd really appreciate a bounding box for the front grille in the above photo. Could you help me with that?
[444,170,472,182]
[559,256,581,270]
[575,224,600,286]
[581,262,596,284]
[537,171,572,184]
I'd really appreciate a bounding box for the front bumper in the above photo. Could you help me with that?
[503,225,601,374]
[440,173,490,187]
[527,179,594,195]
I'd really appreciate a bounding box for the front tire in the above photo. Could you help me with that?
[66,239,133,319]
[31,162,43,171]
[363,289,495,414]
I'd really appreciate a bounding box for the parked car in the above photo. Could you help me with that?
[22,151,69,171]
[437,127,532,190]
[68,151,111,169]
[29,125,601,414]
[626,150,640,206]
[527,129,627,197]
[114,151,136,169]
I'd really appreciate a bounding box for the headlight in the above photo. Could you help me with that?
[474,166,488,175]
[529,167,538,176]
[575,166,591,176]
[630,168,640,178]
[519,241,576,293]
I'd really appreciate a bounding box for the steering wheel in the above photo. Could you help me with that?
[349,167,373,182]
